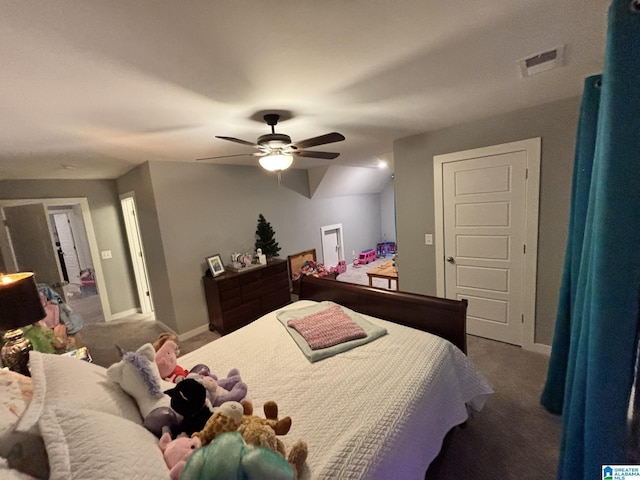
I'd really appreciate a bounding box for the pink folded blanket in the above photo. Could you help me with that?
[287,305,367,350]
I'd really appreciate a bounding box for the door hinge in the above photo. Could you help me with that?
[523,244,526,254]
[522,314,524,323]
[526,168,529,179]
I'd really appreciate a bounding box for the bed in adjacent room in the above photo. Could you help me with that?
[2,275,493,480]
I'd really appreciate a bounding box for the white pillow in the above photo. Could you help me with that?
[0,458,37,480]
[0,368,32,437]
[15,351,141,433]
[38,407,170,480]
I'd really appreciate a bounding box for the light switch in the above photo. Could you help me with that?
[424,234,433,245]
[101,250,112,259]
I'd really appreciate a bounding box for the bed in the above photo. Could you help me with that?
[288,248,337,295]
[1,276,492,480]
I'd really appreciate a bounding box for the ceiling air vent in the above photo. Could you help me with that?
[518,45,565,77]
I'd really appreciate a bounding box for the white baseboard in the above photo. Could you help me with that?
[178,323,211,342]
[526,343,552,356]
[108,308,139,321]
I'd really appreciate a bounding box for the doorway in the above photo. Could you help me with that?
[434,138,540,349]
[120,193,154,315]
[51,211,83,285]
[320,223,345,268]
[0,198,112,323]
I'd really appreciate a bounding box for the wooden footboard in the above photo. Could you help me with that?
[299,275,467,353]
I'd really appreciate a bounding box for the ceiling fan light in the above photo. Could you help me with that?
[258,153,293,172]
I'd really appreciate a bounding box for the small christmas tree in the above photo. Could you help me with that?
[255,214,281,258]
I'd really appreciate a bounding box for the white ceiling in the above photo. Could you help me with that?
[0,0,608,190]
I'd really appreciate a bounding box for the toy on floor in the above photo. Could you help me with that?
[358,249,376,264]
[158,432,202,480]
[330,260,347,275]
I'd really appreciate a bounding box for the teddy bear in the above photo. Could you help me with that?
[192,400,245,446]
[239,401,308,479]
[158,431,201,480]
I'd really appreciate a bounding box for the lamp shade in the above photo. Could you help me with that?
[259,153,294,172]
[0,273,46,330]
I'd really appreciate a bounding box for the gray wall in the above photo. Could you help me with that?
[118,161,383,335]
[394,96,580,346]
[380,177,396,244]
[0,179,138,314]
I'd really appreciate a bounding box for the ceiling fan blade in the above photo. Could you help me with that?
[290,132,345,150]
[196,152,262,161]
[293,150,340,160]
[215,136,260,148]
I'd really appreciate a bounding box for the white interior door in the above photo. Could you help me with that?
[121,195,154,314]
[434,138,540,348]
[320,223,344,267]
[3,203,63,285]
[53,213,82,285]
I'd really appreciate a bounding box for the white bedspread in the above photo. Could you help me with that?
[179,300,493,480]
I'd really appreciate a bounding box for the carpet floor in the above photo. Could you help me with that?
[335,256,398,290]
[79,319,220,368]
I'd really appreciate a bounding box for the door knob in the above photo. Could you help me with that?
[446,256,455,264]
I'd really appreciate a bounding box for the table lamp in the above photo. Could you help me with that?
[0,273,46,375]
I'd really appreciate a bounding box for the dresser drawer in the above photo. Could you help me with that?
[219,287,241,311]
[217,277,240,293]
[261,288,291,313]
[270,261,288,274]
[203,259,289,335]
[222,299,261,333]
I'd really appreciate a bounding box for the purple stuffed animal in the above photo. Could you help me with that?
[182,366,248,407]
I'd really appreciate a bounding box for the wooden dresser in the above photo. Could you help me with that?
[203,259,291,335]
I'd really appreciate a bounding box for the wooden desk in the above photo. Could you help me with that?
[366,261,399,290]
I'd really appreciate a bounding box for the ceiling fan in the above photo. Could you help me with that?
[196,114,345,172]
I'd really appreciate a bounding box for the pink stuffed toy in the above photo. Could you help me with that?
[158,431,201,480]
[153,333,248,407]
[155,338,189,381]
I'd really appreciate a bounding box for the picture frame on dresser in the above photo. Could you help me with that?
[206,254,225,277]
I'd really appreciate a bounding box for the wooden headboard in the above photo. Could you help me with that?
[299,275,467,353]
[287,248,317,280]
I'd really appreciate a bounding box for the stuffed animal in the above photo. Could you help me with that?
[165,379,213,436]
[239,401,308,479]
[158,432,201,480]
[152,333,249,407]
[242,400,292,436]
[154,335,189,381]
[181,432,295,480]
[192,400,245,446]
[106,343,174,418]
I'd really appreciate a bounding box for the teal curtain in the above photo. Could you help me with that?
[541,1,640,478]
